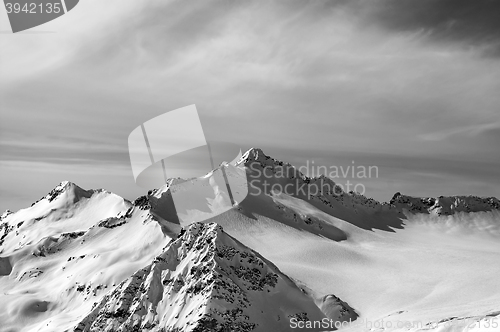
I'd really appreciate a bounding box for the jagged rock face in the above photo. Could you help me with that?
[74,223,331,332]
[143,148,499,235]
[31,181,94,206]
[241,148,500,216]
[390,192,500,215]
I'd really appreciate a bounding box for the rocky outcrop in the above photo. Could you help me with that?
[73,223,336,332]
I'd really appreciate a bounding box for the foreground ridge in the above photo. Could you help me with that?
[74,222,350,332]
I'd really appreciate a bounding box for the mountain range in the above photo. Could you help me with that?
[1,148,499,332]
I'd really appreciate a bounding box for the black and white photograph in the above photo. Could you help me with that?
[1,1,499,331]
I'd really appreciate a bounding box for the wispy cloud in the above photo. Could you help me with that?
[1,0,499,212]
[419,122,500,141]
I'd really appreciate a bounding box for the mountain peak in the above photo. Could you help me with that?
[44,181,92,203]
[237,147,293,170]
[74,222,334,332]
[46,180,73,198]
[237,147,268,164]
[23,181,95,209]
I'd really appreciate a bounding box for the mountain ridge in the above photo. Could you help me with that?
[2,148,499,219]
[74,222,356,332]
[1,148,499,332]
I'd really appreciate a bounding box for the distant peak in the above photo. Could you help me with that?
[55,180,73,191]
[237,147,292,169]
[238,147,267,163]
[35,181,94,205]
[51,180,87,193]
[390,193,500,215]
[59,180,71,187]
[46,181,77,201]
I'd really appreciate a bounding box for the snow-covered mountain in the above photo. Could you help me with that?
[1,148,499,332]
[0,181,174,332]
[74,222,354,332]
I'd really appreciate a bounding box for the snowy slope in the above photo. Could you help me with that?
[0,179,356,332]
[73,222,354,332]
[0,182,173,332]
[1,148,499,332]
[151,148,500,332]
[233,149,500,332]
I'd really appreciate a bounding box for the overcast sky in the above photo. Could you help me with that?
[1,0,499,212]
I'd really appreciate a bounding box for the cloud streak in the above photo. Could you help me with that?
[419,122,500,141]
[1,0,499,212]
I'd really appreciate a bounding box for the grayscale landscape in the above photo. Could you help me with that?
[1,148,499,331]
[1,1,499,331]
